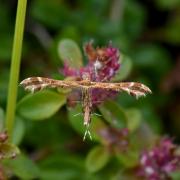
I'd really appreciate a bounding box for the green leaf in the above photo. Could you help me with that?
[141,107,163,134]
[39,153,84,179]
[31,0,69,29]
[68,105,84,135]
[126,108,142,132]
[17,90,66,120]
[131,123,158,150]
[170,171,180,180]
[165,16,180,44]
[12,116,25,145]
[98,100,127,128]
[3,154,40,179]
[0,143,20,159]
[113,54,132,81]
[90,116,107,141]
[112,171,139,180]
[40,169,82,180]
[123,1,146,39]
[0,107,4,131]
[58,39,83,68]
[156,0,180,9]
[86,146,110,173]
[39,153,84,170]
[116,150,138,168]
[132,44,171,75]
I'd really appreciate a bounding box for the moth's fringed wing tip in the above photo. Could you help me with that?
[19,81,27,89]
[19,79,25,86]
[19,77,32,86]
[144,85,152,94]
[137,83,152,96]
[19,78,34,92]
[149,88,152,94]
[146,87,152,96]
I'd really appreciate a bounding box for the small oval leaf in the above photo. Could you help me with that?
[68,105,84,135]
[3,154,40,179]
[86,146,110,173]
[126,108,142,132]
[0,143,20,159]
[170,171,180,180]
[113,54,133,81]
[116,151,138,168]
[91,116,107,141]
[17,90,66,120]
[58,39,83,68]
[40,169,82,180]
[12,116,25,145]
[98,100,127,128]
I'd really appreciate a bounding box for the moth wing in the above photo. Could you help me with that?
[91,82,152,99]
[20,77,82,93]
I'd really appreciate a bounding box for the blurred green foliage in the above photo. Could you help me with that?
[0,0,179,179]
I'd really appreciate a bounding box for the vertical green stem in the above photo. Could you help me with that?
[6,0,27,139]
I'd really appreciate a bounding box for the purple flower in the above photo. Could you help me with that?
[138,137,180,180]
[62,42,120,105]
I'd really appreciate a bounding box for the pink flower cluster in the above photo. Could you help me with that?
[63,42,120,105]
[138,138,180,180]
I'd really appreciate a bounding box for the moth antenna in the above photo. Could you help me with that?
[73,113,83,117]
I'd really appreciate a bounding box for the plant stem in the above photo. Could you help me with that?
[5,0,27,139]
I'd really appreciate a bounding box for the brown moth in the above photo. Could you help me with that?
[20,74,151,140]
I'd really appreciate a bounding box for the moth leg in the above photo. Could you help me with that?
[83,124,92,141]
[91,113,102,117]
[87,129,92,140]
